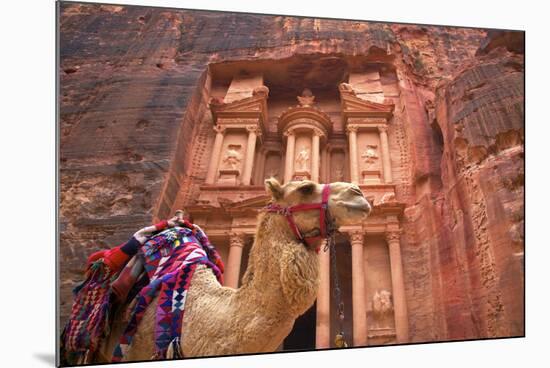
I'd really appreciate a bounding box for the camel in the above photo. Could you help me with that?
[96,178,372,362]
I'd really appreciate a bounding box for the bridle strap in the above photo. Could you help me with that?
[264,184,333,250]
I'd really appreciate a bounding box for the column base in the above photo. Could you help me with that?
[361,170,382,184]
[293,170,311,181]
[218,169,241,185]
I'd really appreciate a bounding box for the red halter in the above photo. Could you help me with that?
[264,184,333,252]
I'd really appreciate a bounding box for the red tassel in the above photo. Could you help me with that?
[103,247,131,271]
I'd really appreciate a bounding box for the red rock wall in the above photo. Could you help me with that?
[435,46,524,338]
[58,2,523,341]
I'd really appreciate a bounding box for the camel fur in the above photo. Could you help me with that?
[96,179,371,361]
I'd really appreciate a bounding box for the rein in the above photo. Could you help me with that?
[263,183,348,347]
[263,184,333,251]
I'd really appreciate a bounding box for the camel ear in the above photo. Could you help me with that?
[265,177,283,200]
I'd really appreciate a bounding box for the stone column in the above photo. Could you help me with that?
[241,125,258,185]
[320,146,328,183]
[311,129,322,183]
[346,125,359,184]
[325,145,332,182]
[225,232,245,289]
[253,148,262,185]
[378,125,393,183]
[350,231,368,346]
[386,230,409,343]
[205,125,225,184]
[316,241,330,348]
[284,130,296,183]
[256,149,266,184]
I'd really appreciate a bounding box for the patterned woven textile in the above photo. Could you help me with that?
[60,260,118,365]
[112,227,223,362]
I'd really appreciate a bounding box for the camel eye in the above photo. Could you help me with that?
[298,183,315,195]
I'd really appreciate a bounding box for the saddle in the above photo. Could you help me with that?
[61,226,224,364]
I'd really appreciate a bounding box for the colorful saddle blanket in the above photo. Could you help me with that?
[60,260,118,365]
[112,226,223,362]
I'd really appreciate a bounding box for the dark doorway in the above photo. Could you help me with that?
[330,238,353,347]
[283,302,317,350]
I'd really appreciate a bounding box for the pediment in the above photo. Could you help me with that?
[225,194,271,209]
[209,92,268,124]
[340,87,394,121]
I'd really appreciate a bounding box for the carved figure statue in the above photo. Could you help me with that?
[297,88,315,107]
[222,145,242,170]
[361,144,379,168]
[371,289,394,329]
[295,146,310,171]
[334,164,345,182]
[265,168,280,180]
[372,289,393,318]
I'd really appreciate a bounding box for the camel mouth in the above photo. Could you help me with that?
[330,199,371,228]
[340,185,372,217]
[346,201,371,213]
[337,197,372,217]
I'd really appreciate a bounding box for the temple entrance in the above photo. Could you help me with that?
[283,302,317,350]
[330,238,354,347]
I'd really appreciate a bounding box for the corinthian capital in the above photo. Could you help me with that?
[346,124,359,134]
[283,129,295,138]
[378,125,388,134]
[385,230,402,243]
[312,128,325,138]
[246,125,260,134]
[349,231,364,246]
[213,125,226,134]
[229,232,245,248]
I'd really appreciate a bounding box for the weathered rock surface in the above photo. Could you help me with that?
[58,2,523,342]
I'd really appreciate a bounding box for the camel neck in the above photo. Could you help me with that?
[236,212,320,317]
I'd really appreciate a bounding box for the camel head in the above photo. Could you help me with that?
[264,178,372,245]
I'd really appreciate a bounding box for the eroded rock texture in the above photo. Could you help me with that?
[59,2,523,341]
